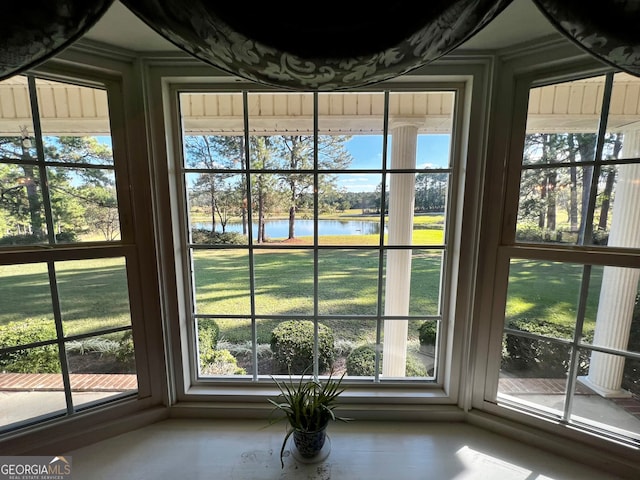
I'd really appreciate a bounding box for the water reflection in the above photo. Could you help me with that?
[193,219,384,238]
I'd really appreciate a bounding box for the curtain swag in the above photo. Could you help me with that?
[1,0,638,90]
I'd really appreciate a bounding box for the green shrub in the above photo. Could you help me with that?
[0,318,60,373]
[270,320,335,374]
[346,344,428,377]
[346,345,378,376]
[0,234,45,246]
[418,321,438,346]
[191,229,246,245]
[55,231,78,243]
[197,319,220,369]
[502,319,592,377]
[200,349,246,375]
[116,330,135,366]
[406,355,428,377]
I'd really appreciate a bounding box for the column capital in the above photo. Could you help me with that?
[388,116,424,130]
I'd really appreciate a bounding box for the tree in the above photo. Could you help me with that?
[274,135,352,239]
[415,172,447,212]
[0,133,117,241]
[251,136,281,243]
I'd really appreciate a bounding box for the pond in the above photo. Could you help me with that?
[193,219,385,238]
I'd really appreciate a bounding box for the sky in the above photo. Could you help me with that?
[95,133,452,193]
[341,134,451,192]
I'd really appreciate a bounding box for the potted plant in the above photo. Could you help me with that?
[268,370,350,467]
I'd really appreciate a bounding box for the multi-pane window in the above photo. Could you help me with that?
[177,89,458,383]
[497,72,640,444]
[0,75,138,433]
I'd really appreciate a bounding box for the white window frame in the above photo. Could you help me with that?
[148,57,491,414]
[471,46,640,458]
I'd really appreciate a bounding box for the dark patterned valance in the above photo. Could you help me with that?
[119,0,512,90]
[0,1,114,81]
[532,0,640,77]
[1,1,639,89]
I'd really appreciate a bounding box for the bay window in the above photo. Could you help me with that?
[489,70,640,447]
[0,72,143,434]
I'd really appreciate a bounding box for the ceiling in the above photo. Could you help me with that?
[81,0,559,54]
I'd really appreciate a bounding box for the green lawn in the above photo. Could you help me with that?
[0,232,602,345]
[0,257,132,336]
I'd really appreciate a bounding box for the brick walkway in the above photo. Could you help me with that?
[0,373,137,392]
[499,377,640,421]
[499,377,594,395]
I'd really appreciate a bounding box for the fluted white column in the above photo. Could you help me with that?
[382,123,418,377]
[582,130,640,397]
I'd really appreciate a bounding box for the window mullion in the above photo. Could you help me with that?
[562,264,592,421]
[242,91,259,381]
[313,92,319,381]
[47,261,73,415]
[27,75,56,244]
[581,72,614,245]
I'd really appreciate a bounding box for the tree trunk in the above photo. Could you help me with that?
[567,134,578,231]
[288,205,295,240]
[538,175,547,229]
[598,168,616,231]
[546,170,557,231]
[209,184,216,233]
[21,163,44,237]
[258,187,265,243]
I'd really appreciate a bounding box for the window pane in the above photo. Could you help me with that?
[0,263,53,326]
[35,79,111,156]
[382,249,442,317]
[517,166,589,245]
[183,133,245,170]
[573,349,640,441]
[42,136,114,166]
[186,172,247,242]
[380,319,432,379]
[417,133,452,169]
[505,259,583,340]
[389,92,455,171]
[524,76,605,166]
[318,249,379,315]
[248,93,314,152]
[181,92,244,150]
[0,75,36,160]
[66,331,137,409]
[247,172,288,244]
[47,166,120,242]
[254,249,313,315]
[318,93,384,172]
[200,317,256,377]
[193,249,251,315]
[0,345,66,430]
[593,163,640,248]
[269,319,336,376]
[0,163,46,245]
[499,332,570,417]
[581,265,640,356]
[414,173,449,243]
[384,174,446,246]
[56,257,132,336]
[410,250,443,316]
[606,73,640,161]
[318,173,384,246]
